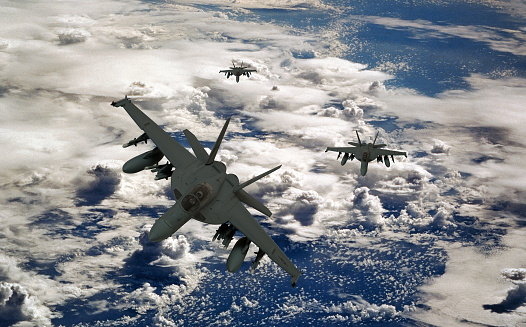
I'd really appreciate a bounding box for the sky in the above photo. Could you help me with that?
[0,0,525,326]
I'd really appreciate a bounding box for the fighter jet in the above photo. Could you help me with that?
[111,96,301,286]
[219,61,256,83]
[325,131,407,176]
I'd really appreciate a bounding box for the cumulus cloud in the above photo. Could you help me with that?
[1,0,526,325]
[136,224,191,266]
[484,268,526,313]
[430,139,451,155]
[0,282,51,326]
[324,296,399,323]
[56,28,90,45]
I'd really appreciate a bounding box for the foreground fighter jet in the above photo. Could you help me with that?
[326,131,407,176]
[112,97,301,286]
[219,61,256,83]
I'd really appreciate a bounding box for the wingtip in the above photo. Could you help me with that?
[291,271,302,287]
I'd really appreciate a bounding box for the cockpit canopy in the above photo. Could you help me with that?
[181,183,213,212]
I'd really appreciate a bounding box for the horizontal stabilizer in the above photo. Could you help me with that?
[373,144,386,148]
[236,189,272,217]
[233,165,281,193]
[206,118,231,165]
[183,129,209,163]
[348,142,361,146]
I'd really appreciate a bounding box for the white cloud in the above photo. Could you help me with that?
[356,15,526,57]
[1,0,526,325]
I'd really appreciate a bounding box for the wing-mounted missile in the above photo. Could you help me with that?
[377,155,383,163]
[350,153,355,161]
[123,132,149,148]
[250,248,265,274]
[341,153,349,166]
[213,222,237,248]
[227,237,251,273]
[337,152,342,160]
[391,155,395,163]
[152,163,173,180]
[384,155,390,167]
[123,147,164,173]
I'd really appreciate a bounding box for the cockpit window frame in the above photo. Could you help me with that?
[180,183,213,213]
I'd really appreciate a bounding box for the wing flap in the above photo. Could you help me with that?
[112,97,197,169]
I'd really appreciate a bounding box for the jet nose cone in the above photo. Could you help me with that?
[148,219,173,242]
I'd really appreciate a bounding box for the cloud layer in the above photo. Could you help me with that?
[1,0,525,326]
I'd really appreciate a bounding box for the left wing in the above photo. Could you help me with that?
[374,148,407,157]
[219,69,233,73]
[325,146,359,155]
[228,201,301,286]
[243,69,256,72]
[112,97,198,169]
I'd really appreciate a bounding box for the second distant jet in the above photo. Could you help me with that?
[220,61,256,83]
[326,131,407,176]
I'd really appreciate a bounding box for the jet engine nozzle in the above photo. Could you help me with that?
[227,237,251,273]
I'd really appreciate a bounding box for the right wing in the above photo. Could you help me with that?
[325,146,359,155]
[112,97,197,169]
[219,69,233,73]
[374,148,407,157]
[227,200,301,286]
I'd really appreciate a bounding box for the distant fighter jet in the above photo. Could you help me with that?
[325,131,407,176]
[111,96,301,286]
[219,61,256,83]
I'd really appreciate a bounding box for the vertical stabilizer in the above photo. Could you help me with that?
[372,131,379,145]
[355,131,362,145]
[206,118,230,165]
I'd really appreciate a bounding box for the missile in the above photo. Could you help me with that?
[227,237,251,273]
[350,153,355,161]
[123,148,163,174]
[213,222,229,242]
[337,152,342,160]
[250,248,265,274]
[222,226,237,248]
[341,153,349,166]
[123,133,149,148]
[384,155,390,167]
[153,163,173,180]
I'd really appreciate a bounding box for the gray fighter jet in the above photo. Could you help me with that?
[112,97,301,286]
[219,61,256,83]
[326,131,407,176]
